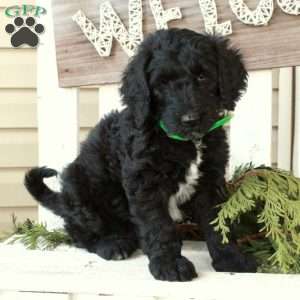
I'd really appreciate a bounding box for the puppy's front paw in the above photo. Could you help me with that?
[213,253,257,273]
[149,255,197,281]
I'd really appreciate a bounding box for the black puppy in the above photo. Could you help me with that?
[25,29,256,281]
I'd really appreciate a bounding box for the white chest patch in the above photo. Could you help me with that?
[168,144,203,222]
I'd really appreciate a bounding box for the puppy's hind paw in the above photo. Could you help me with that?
[149,255,197,282]
[212,253,257,273]
[95,235,138,260]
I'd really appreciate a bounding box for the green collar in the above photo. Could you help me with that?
[207,114,233,132]
[159,120,190,141]
[159,114,233,142]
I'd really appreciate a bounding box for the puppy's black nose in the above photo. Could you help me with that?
[181,113,199,124]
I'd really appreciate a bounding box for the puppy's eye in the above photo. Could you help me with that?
[197,74,205,82]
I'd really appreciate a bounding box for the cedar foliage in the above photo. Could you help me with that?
[212,164,300,273]
[3,215,71,250]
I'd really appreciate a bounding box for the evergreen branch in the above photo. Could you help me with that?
[2,216,71,250]
[213,164,300,273]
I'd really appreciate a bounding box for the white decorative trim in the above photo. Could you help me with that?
[72,0,143,57]
[198,0,232,36]
[149,0,182,30]
[229,0,274,26]
[277,0,300,15]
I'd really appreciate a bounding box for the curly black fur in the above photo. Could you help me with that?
[25,29,257,281]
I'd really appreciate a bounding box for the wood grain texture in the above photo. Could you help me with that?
[52,0,300,87]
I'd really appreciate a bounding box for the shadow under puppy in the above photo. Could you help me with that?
[25,28,257,281]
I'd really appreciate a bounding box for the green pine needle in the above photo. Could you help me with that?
[2,215,71,250]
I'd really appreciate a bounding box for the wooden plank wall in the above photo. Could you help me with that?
[0,87,99,231]
[0,0,99,232]
[0,1,37,231]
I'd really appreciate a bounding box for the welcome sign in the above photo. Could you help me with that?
[52,0,300,87]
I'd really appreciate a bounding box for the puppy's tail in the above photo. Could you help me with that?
[24,167,63,216]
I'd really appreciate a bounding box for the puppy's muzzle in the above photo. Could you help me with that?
[181,113,199,124]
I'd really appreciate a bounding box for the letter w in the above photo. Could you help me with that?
[73,0,143,57]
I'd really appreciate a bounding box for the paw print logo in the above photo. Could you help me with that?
[5,16,44,48]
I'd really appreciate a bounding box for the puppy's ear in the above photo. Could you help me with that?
[216,38,248,110]
[120,46,152,128]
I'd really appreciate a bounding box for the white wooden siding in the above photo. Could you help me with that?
[0,89,37,128]
[0,168,36,207]
[0,0,37,230]
[0,2,99,231]
[79,89,99,128]
[0,49,36,88]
